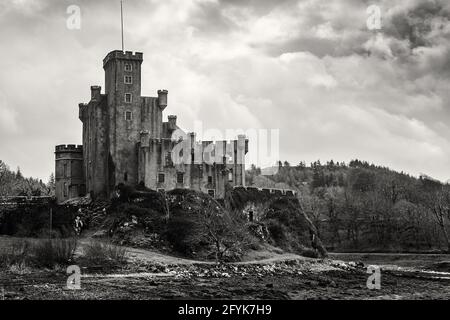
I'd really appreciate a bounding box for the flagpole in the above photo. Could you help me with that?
[121,0,124,51]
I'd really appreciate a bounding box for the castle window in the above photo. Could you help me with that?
[63,183,68,197]
[124,172,128,182]
[124,76,132,84]
[125,111,132,121]
[177,172,184,184]
[166,151,173,166]
[63,163,68,178]
[208,176,213,184]
[158,173,165,183]
[228,169,233,182]
[157,144,162,164]
[207,190,215,198]
[125,93,132,103]
[125,63,132,72]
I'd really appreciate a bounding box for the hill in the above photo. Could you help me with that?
[247,159,450,253]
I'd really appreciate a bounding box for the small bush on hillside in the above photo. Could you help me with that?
[83,241,127,267]
[266,219,287,245]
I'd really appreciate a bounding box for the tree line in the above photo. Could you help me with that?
[0,160,54,197]
[247,160,450,252]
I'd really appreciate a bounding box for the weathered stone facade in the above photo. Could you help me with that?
[55,50,248,203]
[54,145,85,203]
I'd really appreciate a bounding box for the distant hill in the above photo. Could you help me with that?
[246,159,450,253]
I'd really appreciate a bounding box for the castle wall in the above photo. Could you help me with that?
[79,95,108,198]
[137,136,247,198]
[141,97,163,139]
[55,145,85,203]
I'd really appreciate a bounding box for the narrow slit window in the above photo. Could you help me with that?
[177,172,184,184]
[63,183,68,197]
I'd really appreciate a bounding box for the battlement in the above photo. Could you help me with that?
[55,144,83,153]
[233,186,297,197]
[103,50,143,68]
[186,134,247,145]
[197,136,248,154]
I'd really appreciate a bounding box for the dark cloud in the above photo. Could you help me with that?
[385,0,450,48]
[1,0,450,181]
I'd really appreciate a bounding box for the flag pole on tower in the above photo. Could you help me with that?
[121,0,124,51]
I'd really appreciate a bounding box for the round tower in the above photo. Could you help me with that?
[55,145,85,203]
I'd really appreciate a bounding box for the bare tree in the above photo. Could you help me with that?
[426,188,450,252]
[198,198,251,263]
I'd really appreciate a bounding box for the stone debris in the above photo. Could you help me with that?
[125,258,362,280]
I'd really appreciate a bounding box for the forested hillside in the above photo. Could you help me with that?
[0,160,53,197]
[247,160,450,252]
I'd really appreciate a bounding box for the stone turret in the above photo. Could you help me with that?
[55,145,85,203]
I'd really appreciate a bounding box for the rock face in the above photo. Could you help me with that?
[225,187,327,258]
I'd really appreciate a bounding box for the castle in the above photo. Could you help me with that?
[55,50,248,203]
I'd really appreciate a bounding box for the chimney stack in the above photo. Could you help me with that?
[168,115,177,131]
[158,89,168,110]
[91,86,101,101]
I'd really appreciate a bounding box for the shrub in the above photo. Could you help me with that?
[266,219,286,245]
[0,238,77,269]
[31,238,77,268]
[0,240,30,268]
[301,248,319,258]
[83,241,127,267]
[164,216,199,255]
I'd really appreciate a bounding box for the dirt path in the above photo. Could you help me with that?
[77,238,309,266]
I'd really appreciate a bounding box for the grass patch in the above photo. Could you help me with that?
[31,238,77,268]
[0,240,30,268]
[0,238,77,269]
[82,241,127,267]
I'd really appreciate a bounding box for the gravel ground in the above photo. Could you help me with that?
[1,236,450,300]
[1,259,450,300]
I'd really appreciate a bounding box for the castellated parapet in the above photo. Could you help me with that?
[103,51,143,68]
[55,144,83,153]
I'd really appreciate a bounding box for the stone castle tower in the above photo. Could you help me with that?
[55,50,248,203]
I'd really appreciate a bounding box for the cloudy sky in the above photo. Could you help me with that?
[1,0,450,182]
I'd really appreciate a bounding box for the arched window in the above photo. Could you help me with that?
[228,169,233,182]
